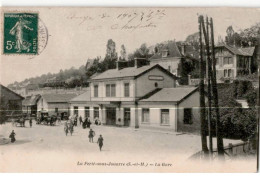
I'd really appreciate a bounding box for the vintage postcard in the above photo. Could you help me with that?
[0,7,259,173]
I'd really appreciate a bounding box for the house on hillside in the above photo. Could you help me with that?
[149,41,199,77]
[215,44,257,82]
[70,59,203,133]
[37,93,77,117]
[0,84,24,120]
[22,94,41,116]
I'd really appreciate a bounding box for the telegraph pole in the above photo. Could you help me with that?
[198,16,209,156]
[206,16,213,156]
[210,17,224,157]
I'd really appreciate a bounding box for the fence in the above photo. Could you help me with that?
[189,141,254,160]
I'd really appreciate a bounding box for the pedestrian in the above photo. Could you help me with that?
[74,115,78,126]
[9,130,16,143]
[97,135,104,151]
[64,121,69,136]
[86,118,91,128]
[88,128,95,143]
[29,118,32,128]
[79,116,83,125]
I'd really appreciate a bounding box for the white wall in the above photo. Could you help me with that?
[137,104,177,131]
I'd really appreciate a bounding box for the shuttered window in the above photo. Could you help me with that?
[106,84,116,97]
[111,84,116,97]
[124,83,130,97]
[106,84,110,97]
[94,85,98,97]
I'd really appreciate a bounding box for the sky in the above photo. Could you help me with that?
[1,7,260,86]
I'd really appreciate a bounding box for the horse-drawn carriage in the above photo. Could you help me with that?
[36,111,57,126]
[7,111,26,127]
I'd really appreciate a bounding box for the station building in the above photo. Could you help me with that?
[70,59,202,133]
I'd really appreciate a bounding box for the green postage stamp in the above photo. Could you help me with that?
[3,13,38,54]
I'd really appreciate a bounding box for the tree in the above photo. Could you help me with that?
[120,44,127,60]
[128,43,152,60]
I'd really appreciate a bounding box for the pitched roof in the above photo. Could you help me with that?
[91,64,177,80]
[42,93,77,103]
[149,41,182,60]
[140,87,198,103]
[215,44,255,56]
[23,94,41,106]
[0,84,24,99]
[70,89,91,102]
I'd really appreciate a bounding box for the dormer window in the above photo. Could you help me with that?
[162,50,168,58]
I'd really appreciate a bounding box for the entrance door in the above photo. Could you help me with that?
[106,107,116,125]
[124,108,131,127]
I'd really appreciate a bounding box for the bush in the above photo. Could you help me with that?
[210,84,257,140]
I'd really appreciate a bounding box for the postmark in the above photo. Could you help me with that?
[3,13,38,55]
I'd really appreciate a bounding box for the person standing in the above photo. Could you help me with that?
[9,130,16,143]
[88,129,95,143]
[97,135,104,151]
[79,116,83,125]
[29,118,32,128]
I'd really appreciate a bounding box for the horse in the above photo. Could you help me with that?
[14,117,25,127]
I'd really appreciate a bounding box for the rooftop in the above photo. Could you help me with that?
[42,93,77,103]
[140,87,198,102]
[70,88,91,102]
[91,64,176,80]
[215,44,255,56]
[149,41,182,60]
[23,94,41,106]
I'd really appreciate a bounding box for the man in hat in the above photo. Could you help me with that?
[88,129,95,143]
[97,135,104,151]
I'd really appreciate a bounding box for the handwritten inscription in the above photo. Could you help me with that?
[67,9,166,32]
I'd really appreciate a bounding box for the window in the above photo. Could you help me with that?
[224,57,233,65]
[94,107,99,118]
[162,51,168,57]
[94,85,98,97]
[111,84,116,97]
[161,109,170,125]
[106,84,116,97]
[124,83,130,97]
[228,69,232,77]
[224,69,232,78]
[106,84,110,97]
[85,107,90,118]
[216,58,219,65]
[224,69,228,77]
[142,108,150,123]
[55,108,58,113]
[183,108,193,124]
[74,106,78,115]
[155,82,158,87]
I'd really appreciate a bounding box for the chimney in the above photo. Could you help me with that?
[116,60,128,70]
[181,43,186,55]
[134,58,150,68]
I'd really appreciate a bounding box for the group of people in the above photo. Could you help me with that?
[63,115,104,151]
[88,128,104,151]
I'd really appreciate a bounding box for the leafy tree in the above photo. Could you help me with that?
[128,43,152,60]
[120,44,127,60]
